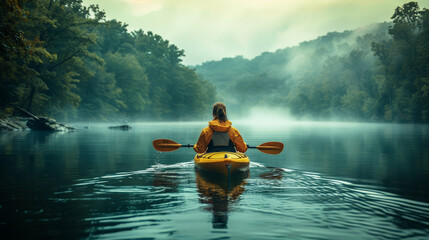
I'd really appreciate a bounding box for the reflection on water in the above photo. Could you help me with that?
[259,167,285,180]
[196,170,248,228]
[0,122,429,239]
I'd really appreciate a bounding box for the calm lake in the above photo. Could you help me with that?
[0,121,428,239]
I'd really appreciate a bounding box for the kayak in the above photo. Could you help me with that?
[153,139,283,176]
[194,151,250,176]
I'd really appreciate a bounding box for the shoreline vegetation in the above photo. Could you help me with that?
[195,2,429,124]
[1,1,428,124]
[1,0,215,122]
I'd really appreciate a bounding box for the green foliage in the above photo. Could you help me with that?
[195,2,429,123]
[0,0,215,121]
[196,22,390,121]
[0,0,37,115]
[78,61,123,121]
[104,52,148,117]
[372,1,429,122]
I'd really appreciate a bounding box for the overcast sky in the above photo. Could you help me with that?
[82,0,429,65]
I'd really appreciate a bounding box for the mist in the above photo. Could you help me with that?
[2,1,429,124]
[194,11,428,123]
[233,106,296,125]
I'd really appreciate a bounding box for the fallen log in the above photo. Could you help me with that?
[108,124,132,130]
[16,107,39,120]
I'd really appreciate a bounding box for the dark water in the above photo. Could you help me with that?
[0,121,428,239]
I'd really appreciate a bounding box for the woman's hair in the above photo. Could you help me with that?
[212,102,228,122]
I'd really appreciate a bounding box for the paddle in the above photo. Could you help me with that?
[246,141,284,155]
[153,139,284,155]
[152,139,192,152]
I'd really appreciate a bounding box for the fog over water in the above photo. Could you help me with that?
[1,121,428,239]
[2,1,429,238]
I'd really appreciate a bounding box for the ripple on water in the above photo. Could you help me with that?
[44,162,429,240]
[238,164,429,240]
[47,161,200,239]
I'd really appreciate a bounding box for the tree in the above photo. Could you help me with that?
[22,0,105,117]
[104,52,149,118]
[0,0,38,116]
[372,1,429,122]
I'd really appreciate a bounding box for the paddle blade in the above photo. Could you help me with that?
[256,142,284,155]
[153,139,182,152]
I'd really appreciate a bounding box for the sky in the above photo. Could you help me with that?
[82,0,429,65]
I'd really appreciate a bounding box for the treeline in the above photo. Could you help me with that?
[0,0,215,121]
[195,2,429,123]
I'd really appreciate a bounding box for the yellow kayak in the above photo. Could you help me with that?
[194,152,250,176]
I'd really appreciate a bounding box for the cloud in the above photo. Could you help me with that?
[84,0,429,65]
[122,0,163,16]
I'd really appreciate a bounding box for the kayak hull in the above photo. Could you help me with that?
[194,152,250,176]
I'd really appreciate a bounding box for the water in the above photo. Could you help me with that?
[0,121,428,239]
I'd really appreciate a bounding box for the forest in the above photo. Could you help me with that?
[195,2,429,123]
[0,0,215,121]
[1,1,428,123]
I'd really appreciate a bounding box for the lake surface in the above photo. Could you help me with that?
[0,121,428,239]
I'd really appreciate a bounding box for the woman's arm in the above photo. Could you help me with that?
[193,127,213,153]
[229,127,248,153]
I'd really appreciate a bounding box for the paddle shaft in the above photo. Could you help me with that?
[157,143,192,147]
[247,145,282,150]
[153,139,283,154]
[158,143,274,149]
[160,144,281,150]
[173,144,263,149]
[171,145,280,150]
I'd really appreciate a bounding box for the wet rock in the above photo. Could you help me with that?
[16,107,75,131]
[26,117,75,131]
[0,118,28,131]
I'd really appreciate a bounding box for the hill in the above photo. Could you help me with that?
[194,22,392,120]
[194,3,429,124]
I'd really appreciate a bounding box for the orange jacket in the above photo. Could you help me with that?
[193,119,247,153]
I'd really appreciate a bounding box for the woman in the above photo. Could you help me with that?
[193,102,247,153]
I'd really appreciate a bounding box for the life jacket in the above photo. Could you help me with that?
[193,119,247,154]
[206,131,236,152]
